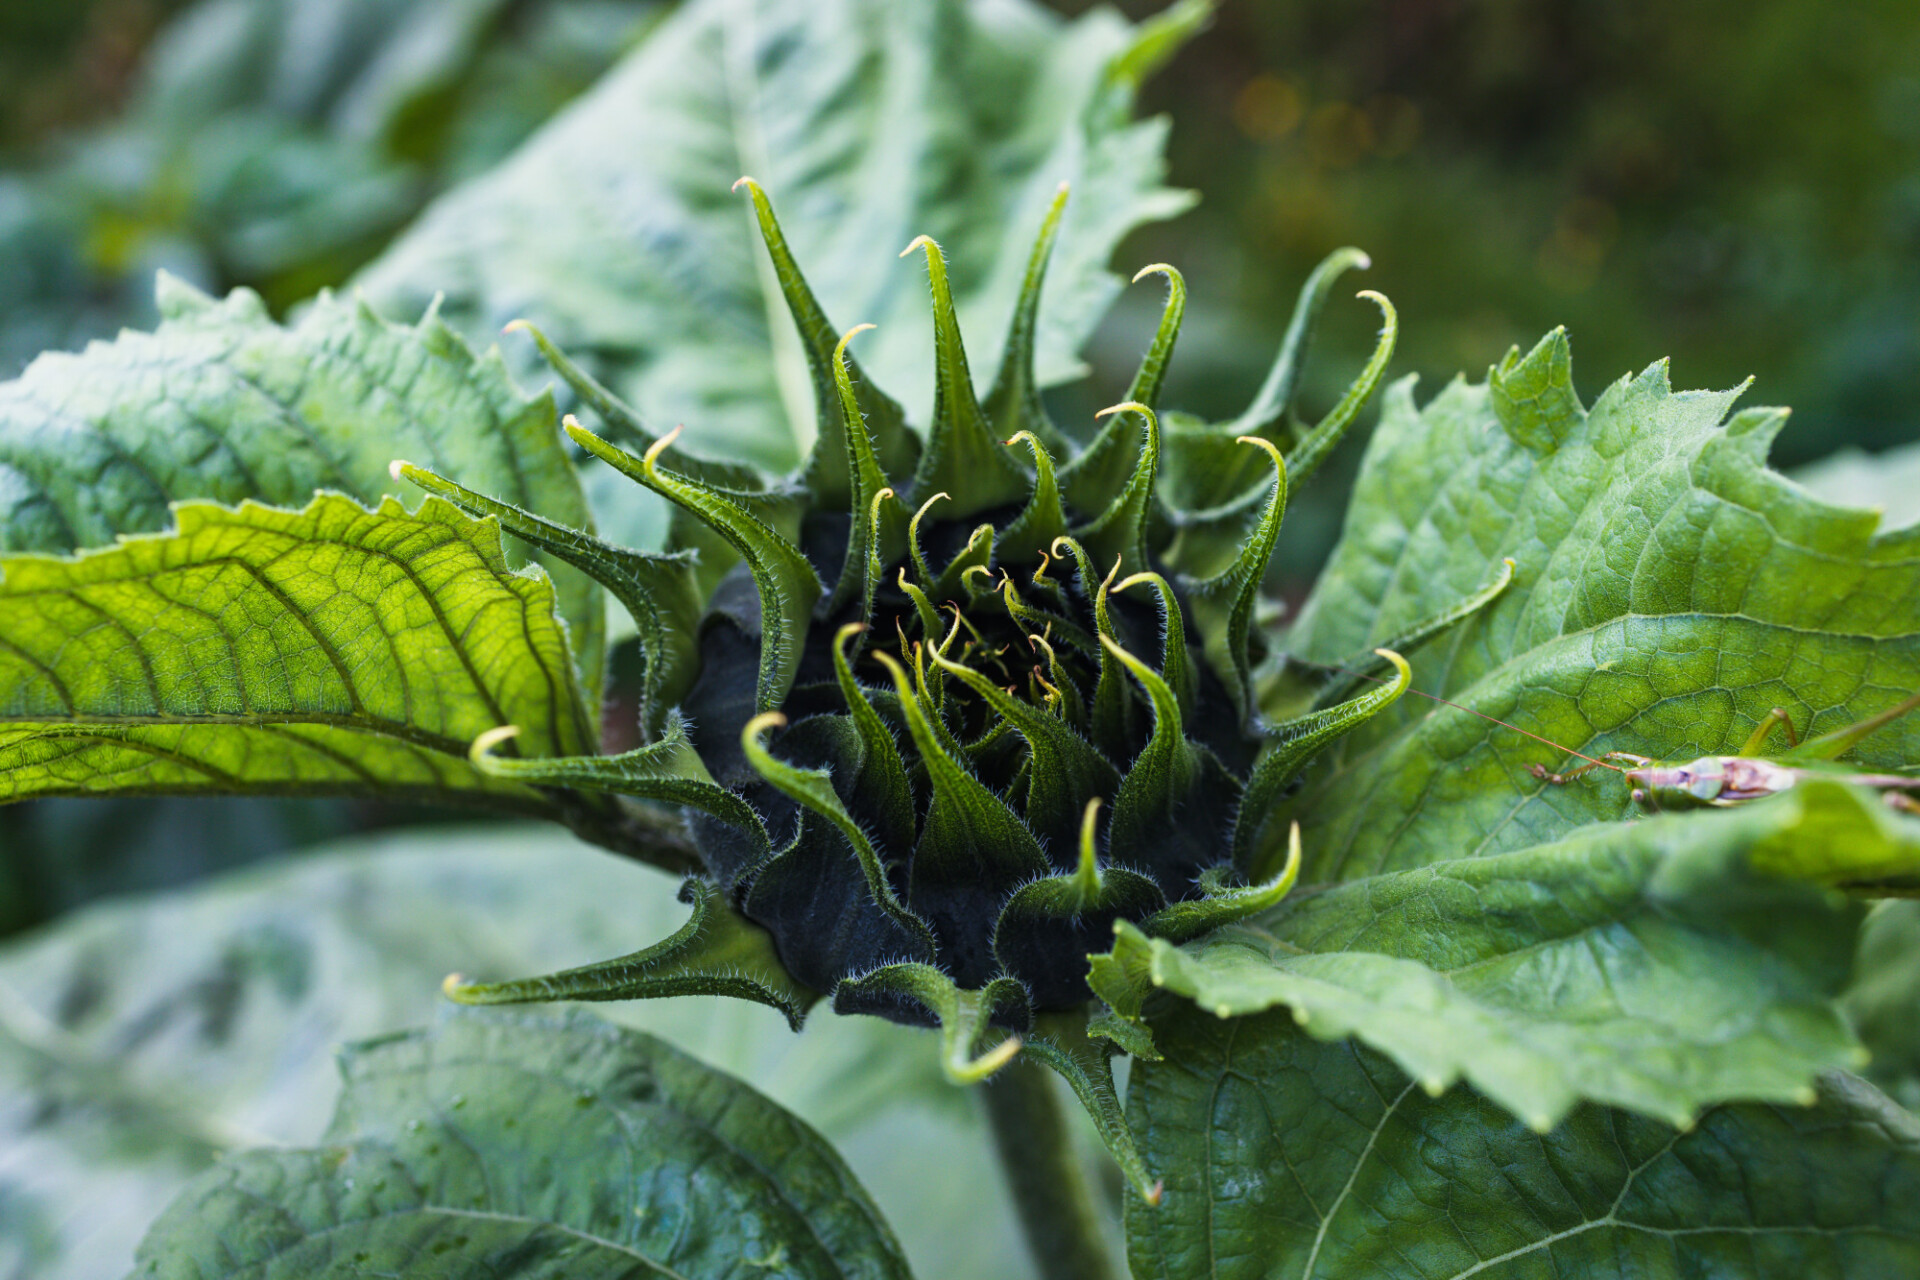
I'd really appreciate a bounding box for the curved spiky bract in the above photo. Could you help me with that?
[443,879,817,1030]
[1237,650,1413,875]
[566,420,822,712]
[421,181,1461,1190]
[1186,435,1288,722]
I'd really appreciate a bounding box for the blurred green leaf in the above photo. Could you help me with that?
[1126,1007,1920,1280]
[131,1007,914,1280]
[355,0,1202,474]
[1279,330,1920,880]
[0,825,1044,1280]
[0,493,595,812]
[0,0,659,377]
[1844,899,1920,1109]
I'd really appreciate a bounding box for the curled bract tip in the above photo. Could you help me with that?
[899,234,936,258]
[644,424,684,468]
[441,973,465,998]
[501,318,531,335]
[1144,1181,1166,1208]
[388,459,411,481]
[1355,251,1373,270]
[1235,434,1287,470]
[469,725,522,764]
[957,1034,1023,1084]
[1131,262,1175,283]
[836,621,868,641]
[731,175,757,193]
[1371,648,1413,683]
[743,711,790,745]
[834,322,877,362]
[1095,400,1153,420]
[1003,429,1037,448]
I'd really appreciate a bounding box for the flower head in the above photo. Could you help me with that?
[406,180,1507,1196]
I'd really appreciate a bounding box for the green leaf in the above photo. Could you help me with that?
[394,459,703,734]
[0,279,602,693]
[0,825,1049,1280]
[132,1007,912,1279]
[0,493,596,817]
[1127,1009,1920,1280]
[354,0,1200,473]
[1285,330,1920,881]
[1113,780,1891,1135]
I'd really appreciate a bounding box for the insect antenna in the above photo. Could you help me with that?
[1297,659,1629,774]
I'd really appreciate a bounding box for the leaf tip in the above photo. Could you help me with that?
[1143,1180,1166,1208]
[731,175,759,193]
[501,318,531,336]
[1131,262,1175,284]
[389,459,412,482]
[900,234,936,259]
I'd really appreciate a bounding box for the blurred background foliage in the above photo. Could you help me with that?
[1,0,1916,919]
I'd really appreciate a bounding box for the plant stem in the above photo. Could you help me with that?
[979,1059,1120,1280]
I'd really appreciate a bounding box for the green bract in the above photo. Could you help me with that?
[392,180,1509,1193]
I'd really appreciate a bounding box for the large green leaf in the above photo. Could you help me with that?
[0,277,602,686]
[0,826,1055,1280]
[1126,1007,1920,1280]
[1104,779,1910,1134]
[1281,331,1920,881]
[132,1007,912,1279]
[0,492,594,815]
[354,0,1204,473]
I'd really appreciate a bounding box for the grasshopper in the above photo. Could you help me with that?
[1526,690,1920,813]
